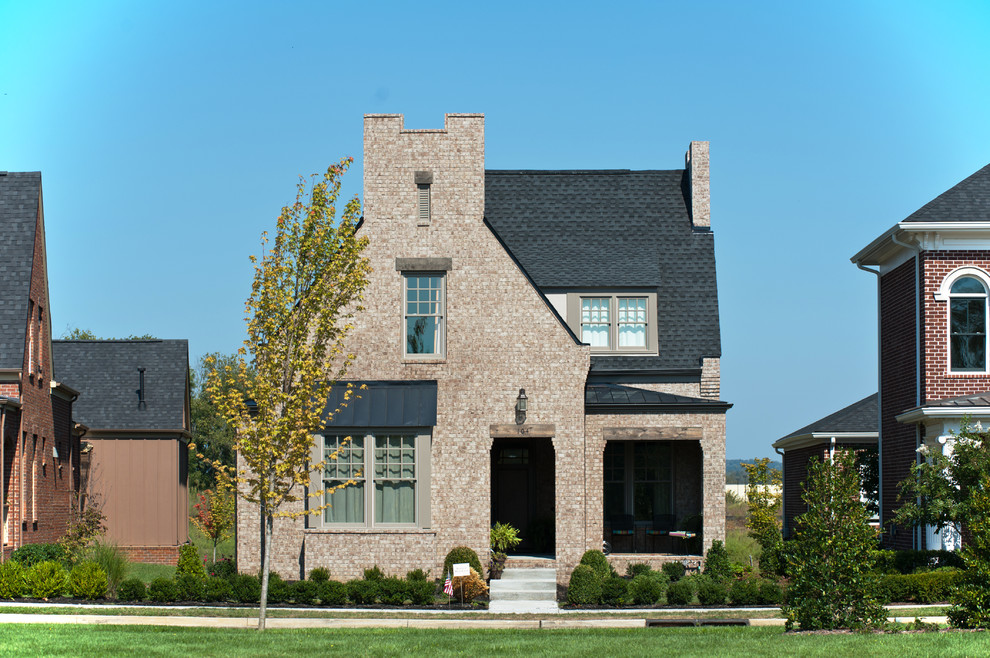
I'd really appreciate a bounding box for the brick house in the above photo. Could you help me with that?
[0,172,82,559]
[52,339,191,565]
[774,394,877,538]
[237,114,730,582]
[779,162,990,551]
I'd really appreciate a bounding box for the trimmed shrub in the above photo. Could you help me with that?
[292,580,319,605]
[117,578,147,602]
[26,561,67,599]
[0,560,26,599]
[207,557,237,580]
[176,544,206,577]
[873,549,897,574]
[231,574,261,604]
[579,550,613,581]
[11,543,67,568]
[667,578,695,606]
[628,572,669,606]
[442,547,484,580]
[626,563,652,578]
[347,578,380,604]
[879,570,961,603]
[696,575,727,606]
[728,577,761,606]
[452,567,488,601]
[758,578,783,605]
[406,568,429,582]
[309,567,331,583]
[703,540,732,583]
[363,566,385,581]
[68,561,108,600]
[407,579,436,605]
[566,564,603,605]
[267,572,291,604]
[893,549,964,574]
[661,562,686,583]
[879,573,913,603]
[318,580,347,606]
[202,577,232,603]
[147,577,178,603]
[378,576,410,605]
[175,574,205,601]
[601,576,629,606]
[86,541,128,598]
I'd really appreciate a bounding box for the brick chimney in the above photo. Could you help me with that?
[685,141,710,229]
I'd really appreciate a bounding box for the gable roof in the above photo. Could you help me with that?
[903,163,990,223]
[53,339,189,431]
[0,172,41,370]
[484,169,721,371]
[775,393,878,448]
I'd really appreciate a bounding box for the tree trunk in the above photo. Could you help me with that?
[259,505,273,630]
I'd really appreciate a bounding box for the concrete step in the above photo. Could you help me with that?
[489,567,560,613]
[489,580,556,595]
[488,600,560,614]
[488,589,557,602]
[499,568,556,581]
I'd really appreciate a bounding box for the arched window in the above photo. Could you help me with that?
[949,276,988,372]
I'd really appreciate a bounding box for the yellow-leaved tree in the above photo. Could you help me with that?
[203,157,370,629]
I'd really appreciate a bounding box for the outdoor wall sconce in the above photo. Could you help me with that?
[515,388,528,425]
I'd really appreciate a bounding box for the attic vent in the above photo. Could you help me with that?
[136,367,147,410]
[417,184,430,225]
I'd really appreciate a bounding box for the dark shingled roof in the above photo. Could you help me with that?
[778,393,877,441]
[0,172,41,370]
[585,382,731,410]
[485,169,721,371]
[323,380,438,428]
[53,340,189,431]
[903,163,990,223]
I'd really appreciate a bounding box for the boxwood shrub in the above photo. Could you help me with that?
[202,576,233,603]
[758,578,783,605]
[628,572,668,605]
[696,575,727,606]
[117,578,147,602]
[231,574,260,604]
[666,578,695,605]
[442,547,483,580]
[728,577,761,606]
[67,561,108,600]
[578,550,613,581]
[147,577,178,603]
[406,579,436,605]
[347,578,380,604]
[601,576,629,606]
[292,580,319,605]
[661,562,686,582]
[308,567,331,583]
[175,574,205,601]
[11,543,67,568]
[26,561,67,599]
[317,580,347,605]
[267,573,292,604]
[0,560,26,599]
[566,564,602,605]
[626,563,652,578]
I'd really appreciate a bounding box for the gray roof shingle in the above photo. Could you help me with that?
[53,340,189,431]
[903,163,990,223]
[585,382,731,410]
[484,169,721,371]
[778,393,878,441]
[0,172,41,369]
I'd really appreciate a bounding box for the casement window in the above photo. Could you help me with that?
[566,292,657,354]
[404,274,445,358]
[604,441,673,522]
[317,431,431,528]
[949,276,988,372]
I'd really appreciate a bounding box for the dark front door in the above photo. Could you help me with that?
[491,439,555,554]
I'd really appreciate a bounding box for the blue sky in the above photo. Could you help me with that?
[2,1,989,459]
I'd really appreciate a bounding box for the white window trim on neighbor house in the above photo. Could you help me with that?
[936,266,990,374]
[312,430,432,530]
[564,291,658,354]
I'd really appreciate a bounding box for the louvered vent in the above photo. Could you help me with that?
[417,184,430,225]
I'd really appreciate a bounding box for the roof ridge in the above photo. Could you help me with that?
[485,169,682,175]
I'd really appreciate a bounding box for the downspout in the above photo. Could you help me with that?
[829,436,836,462]
[890,232,923,549]
[856,260,883,542]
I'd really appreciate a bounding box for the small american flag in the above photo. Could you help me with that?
[443,571,453,596]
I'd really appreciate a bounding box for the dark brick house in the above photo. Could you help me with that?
[780,162,990,551]
[0,172,81,559]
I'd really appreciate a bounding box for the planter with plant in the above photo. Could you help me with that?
[488,522,522,580]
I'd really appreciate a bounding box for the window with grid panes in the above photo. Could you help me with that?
[572,293,654,353]
[603,441,672,522]
[323,435,365,523]
[404,274,444,357]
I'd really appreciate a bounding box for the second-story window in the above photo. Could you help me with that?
[571,293,656,354]
[950,276,988,372]
[404,274,445,357]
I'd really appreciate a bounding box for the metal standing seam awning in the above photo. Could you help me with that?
[322,380,438,428]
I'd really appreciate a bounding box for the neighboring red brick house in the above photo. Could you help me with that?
[238,114,731,597]
[780,162,990,551]
[0,172,81,560]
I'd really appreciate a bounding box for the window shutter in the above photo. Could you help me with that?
[417,184,430,225]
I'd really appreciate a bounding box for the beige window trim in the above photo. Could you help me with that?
[565,291,658,354]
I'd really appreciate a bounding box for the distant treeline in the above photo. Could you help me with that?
[726,458,782,485]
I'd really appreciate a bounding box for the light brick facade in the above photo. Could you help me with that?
[237,114,727,583]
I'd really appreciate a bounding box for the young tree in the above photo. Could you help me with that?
[189,353,248,491]
[191,487,235,563]
[783,450,886,631]
[742,457,784,576]
[204,158,370,629]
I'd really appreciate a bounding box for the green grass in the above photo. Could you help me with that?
[2,625,989,657]
[128,562,176,583]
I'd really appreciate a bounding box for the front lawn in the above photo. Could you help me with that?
[3,625,989,657]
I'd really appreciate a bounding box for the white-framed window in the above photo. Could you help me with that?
[566,292,657,354]
[404,274,445,358]
[949,276,988,372]
[316,431,431,528]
